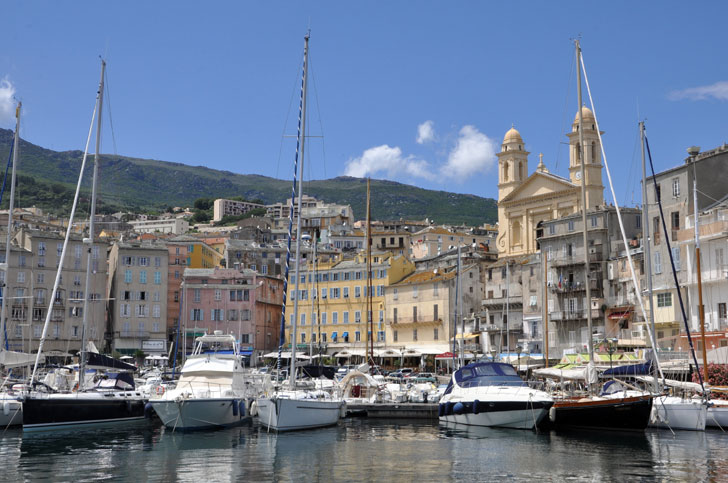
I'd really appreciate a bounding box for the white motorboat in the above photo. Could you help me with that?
[255,389,344,431]
[150,331,252,431]
[439,362,553,429]
[651,395,707,431]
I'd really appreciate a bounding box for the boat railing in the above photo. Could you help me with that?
[158,379,237,399]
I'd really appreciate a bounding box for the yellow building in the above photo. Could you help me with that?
[187,240,224,268]
[285,251,415,354]
[496,108,604,257]
[385,269,456,354]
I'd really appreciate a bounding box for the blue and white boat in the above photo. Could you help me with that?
[439,362,553,429]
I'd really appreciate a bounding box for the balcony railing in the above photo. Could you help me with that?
[115,331,150,339]
[390,316,441,325]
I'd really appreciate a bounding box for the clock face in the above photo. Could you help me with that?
[575,172,582,180]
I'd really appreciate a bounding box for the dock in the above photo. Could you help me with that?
[346,402,439,419]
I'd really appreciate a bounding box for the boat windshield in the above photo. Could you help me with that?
[454,362,526,388]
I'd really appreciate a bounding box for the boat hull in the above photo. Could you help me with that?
[151,398,249,430]
[707,400,728,428]
[439,400,552,429]
[22,392,146,431]
[0,397,22,427]
[256,396,343,431]
[549,395,653,431]
[651,396,707,431]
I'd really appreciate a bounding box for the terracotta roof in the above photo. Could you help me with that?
[395,269,456,286]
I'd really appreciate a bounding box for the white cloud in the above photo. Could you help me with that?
[669,81,728,101]
[440,125,497,179]
[344,144,436,180]
[416,120,435,144]
[0,77,16,125]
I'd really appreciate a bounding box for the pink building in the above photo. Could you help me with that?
[181,267,282,360]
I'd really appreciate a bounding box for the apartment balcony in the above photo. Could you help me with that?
[481,296,523,311]
[549,252,601,267]
[549,309,601,321]
[390,317,442,328]
[549,281,585,293]
[479,322,522,332]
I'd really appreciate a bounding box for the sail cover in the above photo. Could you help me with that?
[85,352,136,371]
[0,349,43,368]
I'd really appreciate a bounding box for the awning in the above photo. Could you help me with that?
[331,331,338,340]
[435,352,455,360]
[342,332,349,338]
[609,311,632,320]
[334,349,366,358]
[408,345,451,355]
[451,333,479,341]
[374,348,401,357]
[402,349,422,357]
[261,351,310,360]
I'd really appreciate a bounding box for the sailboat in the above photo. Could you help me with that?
[22,60,146,431]
[547,40,653,431]
[255,32,345,431]
[640,125,707,431]
[0,101,26,427]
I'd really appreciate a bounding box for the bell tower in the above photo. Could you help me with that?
[567,106,604,209]
[497,126,529,201]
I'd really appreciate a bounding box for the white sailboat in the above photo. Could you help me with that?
[0,102,25,427]
[22,59,146,431]
[255,32,344,431]
[640,125,707,431]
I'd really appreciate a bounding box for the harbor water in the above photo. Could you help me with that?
[3,418,728,481]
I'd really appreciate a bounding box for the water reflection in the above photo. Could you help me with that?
[1,418,728,481]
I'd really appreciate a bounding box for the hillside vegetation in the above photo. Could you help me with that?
[0,128,497,225]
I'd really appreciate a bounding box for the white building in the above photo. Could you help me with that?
[213,199,265,222]
[129,218,189,235]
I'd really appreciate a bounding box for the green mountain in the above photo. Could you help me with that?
[0,128,497,225]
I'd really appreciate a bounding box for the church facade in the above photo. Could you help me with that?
[496,106,605,257]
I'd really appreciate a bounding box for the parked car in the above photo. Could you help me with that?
[412,372,437,383]
[387,368,414,381]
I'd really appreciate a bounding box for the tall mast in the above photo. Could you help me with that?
[505,259,510,355]
[366,178,373,364]
[575,40,595,368]
[308,240,315,357]
[543,250,549,367]
[289,32,309,388]
[457,245,464,368]
[79,59,105,390]
[1,102,21,351]
[641,122,659,392]
[692,152,708,383]
[32,63,102,383]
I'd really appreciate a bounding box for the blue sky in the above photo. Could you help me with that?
[1,1,726,206]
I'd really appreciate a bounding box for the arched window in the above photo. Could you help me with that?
[503,162,509,182]
[591,142,597,163]
[518,161,523,180]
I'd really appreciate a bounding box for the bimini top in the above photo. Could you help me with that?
[454,362,526,388]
